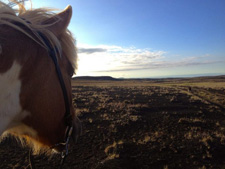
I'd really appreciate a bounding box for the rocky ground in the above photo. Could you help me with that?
[1,77,225,169]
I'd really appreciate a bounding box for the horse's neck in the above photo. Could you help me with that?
[0,61,23,134]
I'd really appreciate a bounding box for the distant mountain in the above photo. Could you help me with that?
[72,76,118,81]
[72,75,225,81]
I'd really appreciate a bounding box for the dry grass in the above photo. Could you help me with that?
[71,77,225,168]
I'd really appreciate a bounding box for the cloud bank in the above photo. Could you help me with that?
[78,47,107,54]
[76,44,222,76]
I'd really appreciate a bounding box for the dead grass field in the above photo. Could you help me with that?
[1,76,225,169]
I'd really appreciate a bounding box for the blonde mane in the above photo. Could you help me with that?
[0,0,77,72]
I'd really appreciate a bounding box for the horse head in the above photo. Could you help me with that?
[0,1,81,154]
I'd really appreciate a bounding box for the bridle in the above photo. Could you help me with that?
[40,32,74,168]
[14,16,75,168]
[27,31,74,169]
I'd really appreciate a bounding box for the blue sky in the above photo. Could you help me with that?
[32,0,225,78]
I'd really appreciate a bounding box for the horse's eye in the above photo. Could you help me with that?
[70,72,74,77]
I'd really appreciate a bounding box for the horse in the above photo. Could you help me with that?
[0,0,81,159]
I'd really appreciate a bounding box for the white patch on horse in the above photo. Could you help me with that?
[0,61,29,135]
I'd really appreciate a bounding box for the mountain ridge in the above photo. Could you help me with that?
[72,75,225,81]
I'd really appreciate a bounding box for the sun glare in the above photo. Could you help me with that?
[76,53,114,76]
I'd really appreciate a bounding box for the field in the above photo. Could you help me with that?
[1,76,225,169]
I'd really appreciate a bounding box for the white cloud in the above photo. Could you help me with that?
[76,44,221,76]
[77,44,165,75]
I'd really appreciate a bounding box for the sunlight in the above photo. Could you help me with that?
[76,52,117,76]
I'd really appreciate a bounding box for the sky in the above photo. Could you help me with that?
[31,0,225,78]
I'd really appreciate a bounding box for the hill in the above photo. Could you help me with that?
[72,76,118,81]
[73,75,225,81]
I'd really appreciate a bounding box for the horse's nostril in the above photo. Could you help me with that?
[52,145,65,153]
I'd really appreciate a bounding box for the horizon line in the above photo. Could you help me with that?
[73,73,225,79]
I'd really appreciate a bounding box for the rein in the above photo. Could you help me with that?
[27,31,74,169]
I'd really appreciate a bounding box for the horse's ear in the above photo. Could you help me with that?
[43,5,72,36]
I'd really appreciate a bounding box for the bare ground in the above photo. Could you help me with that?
[1,77,225,169]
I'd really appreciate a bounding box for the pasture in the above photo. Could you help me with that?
[1,76,225,169]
